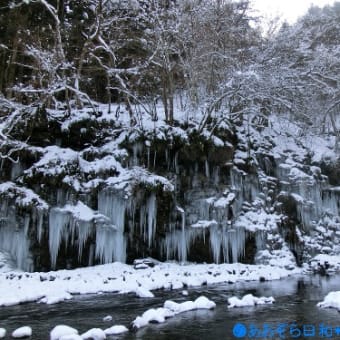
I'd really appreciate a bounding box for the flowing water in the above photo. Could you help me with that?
[1,274,340,339]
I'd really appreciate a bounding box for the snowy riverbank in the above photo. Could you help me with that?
[0,260,303,307]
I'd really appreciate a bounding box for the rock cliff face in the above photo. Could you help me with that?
[0,106,339,271]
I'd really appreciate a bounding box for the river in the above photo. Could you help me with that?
[1,274,340,339]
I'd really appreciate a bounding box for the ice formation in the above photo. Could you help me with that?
[49,206,93,268]
[277,163,340,230]
[0,201,33,271]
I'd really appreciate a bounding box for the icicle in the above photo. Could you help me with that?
[95,224,126,263]
[77,221,92,260]
[165,149,168,166]
[145,140,151,169]
[174,152,179,174]
[0,226,32,271]
[163,230,189,262]
[153,150,157,169]
[146,194,157,247]
[49,208,71,269]
[209,227,221,263]
[97,190,127,262]
[229,228,245,263]
[255,230,266,251]
[213,166,220,186]
[322,190,339,216]
[180,207,186,263]
[23,214,30,236]
[205,159,210,178]
[88,243,94,266]
[10,161,23,180]
[131,142,144,166]
[221,227,230,263]
[36,210,44,243]
[295,201,313,230]
[0,199,33,271]
[163,207,187,262]
[230,167,259,216]
[199,199,211,221]
[139,193,157,248]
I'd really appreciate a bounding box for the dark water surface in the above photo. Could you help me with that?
[1,274,340,339]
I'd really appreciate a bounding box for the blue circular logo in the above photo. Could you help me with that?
[233,323,247,338]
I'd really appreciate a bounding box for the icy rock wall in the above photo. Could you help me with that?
[277,163,340,230]
[161,163,256,264]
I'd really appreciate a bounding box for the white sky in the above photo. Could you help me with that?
[252,0,338,23]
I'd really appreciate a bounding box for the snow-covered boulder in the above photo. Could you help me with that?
[164,296,216,314]
[104,325,128,335]
[317,291,340,310]
[102,315,112,322]
[59,335,82,340]
[81,328,106,339]
[228,294,275,308]
[132,296,216,330]
[11,326,32,338]
[132,308,175,329]
[50,325,78,340]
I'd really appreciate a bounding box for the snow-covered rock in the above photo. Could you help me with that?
[102,315,112,322]
[132,308,174,329]
[309,254,340,273]
[194,296,217,309]
[11,326,32,338]
[228,294,275,308]
[50,325,78,340]
[164,296,216,314]
[132,296,216,330]
[81,328,106,339]
[103,325,128,335]
[164,300,195,314]
[59,335,82,340]
[0,328,5,338]
[317,291,340,310]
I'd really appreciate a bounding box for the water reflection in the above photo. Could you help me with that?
[1,274,340,339]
